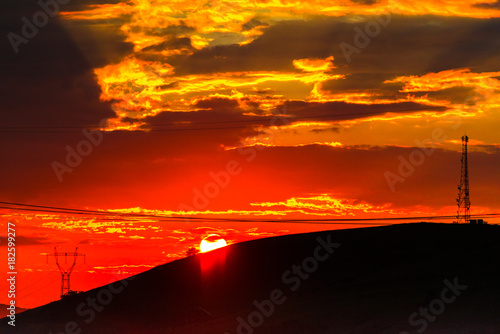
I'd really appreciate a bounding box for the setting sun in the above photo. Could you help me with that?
[200,234,228,253]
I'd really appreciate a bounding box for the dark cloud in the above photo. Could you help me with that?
[424,18,500,73]
[350,0,379,4]
[322,73,398,93]
[61,0,126,12]
[0,235,53,246]
[169,15,500,76]
[242,17,270,31]
[140,98,445,133]
[475,144,500,154]
[141,37,194,52]
[63,0,124,5]
[61,19,134,68]
[142,97,267,137]
[155,82,179,90]
[310,127,340,134]
[138,36,194,62]
[0,1,134,205]
[0,0,125,13]
[0,68,116,128]
[418,87,477,104]
[195,97,240,111]
[282,100,447,121]
[0,0,133,68]
[323,77,477,104]
[473,1,500,9]
[137,24,195,37]
[251,87,276,94]
[320,73,404,100]
[0,0,133,129]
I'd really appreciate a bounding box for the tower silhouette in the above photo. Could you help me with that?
[456,135,470,224]
[47,247,86,298]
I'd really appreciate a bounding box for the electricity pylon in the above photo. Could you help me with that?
[47,247,86,298]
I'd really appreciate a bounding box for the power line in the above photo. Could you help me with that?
[1,201,499,224]
[16,281,56,300]
[0,202,205,222]
[0,110,402,134]
[0,126,249,134]
[0,271,54,294]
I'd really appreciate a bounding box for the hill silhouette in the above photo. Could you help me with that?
[0,304,27,319]
[2,223,500,333]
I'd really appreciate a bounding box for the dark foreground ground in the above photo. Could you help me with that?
[2,223,500,334]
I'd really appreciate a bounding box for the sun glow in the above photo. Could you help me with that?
[200,234,228,253]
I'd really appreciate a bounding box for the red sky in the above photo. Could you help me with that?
[1,0,500,309]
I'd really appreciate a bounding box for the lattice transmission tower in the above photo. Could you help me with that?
[456,135,470,224]
[47,247,86,298]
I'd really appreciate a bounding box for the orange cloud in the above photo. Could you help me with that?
[224,141,342,150]
[250,194,429,217]
[386,69,500,115]
[386,68,500,93]
[93,57,344,127]
[60,3,133,20]
[293,56,335,72]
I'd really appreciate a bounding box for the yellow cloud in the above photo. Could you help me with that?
[293,56,335,72]
[386,68,500,93]
[225,141,342,150]
[60,3,133,20]
[93,56,343,127]
[61,1,500,133]
[385,68,500,114]
[250,194,426,216]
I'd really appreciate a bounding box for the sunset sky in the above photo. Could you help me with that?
[1,0,500,309]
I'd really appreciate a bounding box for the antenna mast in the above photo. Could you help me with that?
[456,135,470,224]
